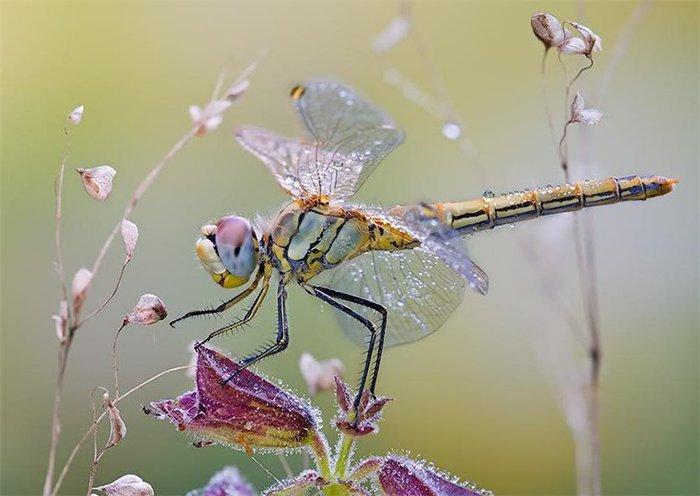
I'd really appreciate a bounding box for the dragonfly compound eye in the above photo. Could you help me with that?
[195,217,258,289]
[211,216,258,288]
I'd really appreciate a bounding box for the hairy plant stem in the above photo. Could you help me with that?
[334,433,355,480]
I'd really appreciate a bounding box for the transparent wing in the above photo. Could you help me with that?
[235,126,315,198]
[395,204,489,295]
[235,81,404,200]
[327,247,467,347]
[324,205,488,347]
[291,82,405,199]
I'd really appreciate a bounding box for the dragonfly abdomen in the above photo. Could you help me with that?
[442,175,677,235]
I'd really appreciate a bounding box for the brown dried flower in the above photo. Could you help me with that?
[124,294,167,326]
[531,12,569,50]
[561,21,602,56]
[103,392,127,449]
[570,92,604,125]
[76,166,116,201]
[71,268,93,317]
[94,475,153,496]
[120,219,139,261]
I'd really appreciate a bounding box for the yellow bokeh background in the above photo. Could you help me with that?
[1,2,697,495]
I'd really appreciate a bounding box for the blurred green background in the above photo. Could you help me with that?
[1,1,697,495]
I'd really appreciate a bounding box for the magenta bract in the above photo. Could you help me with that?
[378,456,492,496]
[148,346,320,453]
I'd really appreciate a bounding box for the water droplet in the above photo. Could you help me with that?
[483,190,495,199]
[243,421,253,430]
[441,121,461,140]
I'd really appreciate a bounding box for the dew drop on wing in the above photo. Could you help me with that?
[482,190,495,199]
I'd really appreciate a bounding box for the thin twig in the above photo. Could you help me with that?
[76,261,128,328]
[50,365,191,496]
[54,126,71,308]
[86,387,108,496]
[112,323,127,398]
[595,0,652,101]
[43,340,72,496]
[558,121,572,178]
[539,48,558,152]
[45,58,261,496]
[87,126,199,288]
[43,124,74,496]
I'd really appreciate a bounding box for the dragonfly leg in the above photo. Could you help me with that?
[170,266,264,327]
[221,281,289,385]
[195,278,270,349]
[308,285,386,409]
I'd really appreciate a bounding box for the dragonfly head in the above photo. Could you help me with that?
[195,215,259,288]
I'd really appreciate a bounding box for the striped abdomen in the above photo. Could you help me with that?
[437,175,677,235]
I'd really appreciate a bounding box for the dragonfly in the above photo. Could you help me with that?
[171,81,676,407]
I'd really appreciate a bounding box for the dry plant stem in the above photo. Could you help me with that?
[43,125,198,496]
[86,387,108,496]
[540,48,558,150]
[50,365,192,496]
[54,129,70,306]
[596,0,651,101]
[43,339,73,496]
[76,261,129,328]
[573,380,601,496]
[46,61,259,496]
[89,126,199,282]
[558,121,572,175]
[112,323,127,398]
[556,49,602,496]
[44,127,73,496]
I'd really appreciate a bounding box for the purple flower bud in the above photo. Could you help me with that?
[378,456,492,496]
[186,466,255,496]
[334,379,391,438]
[148,346,321,454]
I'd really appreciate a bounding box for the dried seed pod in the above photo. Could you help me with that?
[76,166,116,201]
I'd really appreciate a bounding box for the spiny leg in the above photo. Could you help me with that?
[222,281,288,385]
[169,267,264,328]
[195,278,270,349]
[309,285,386,409]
